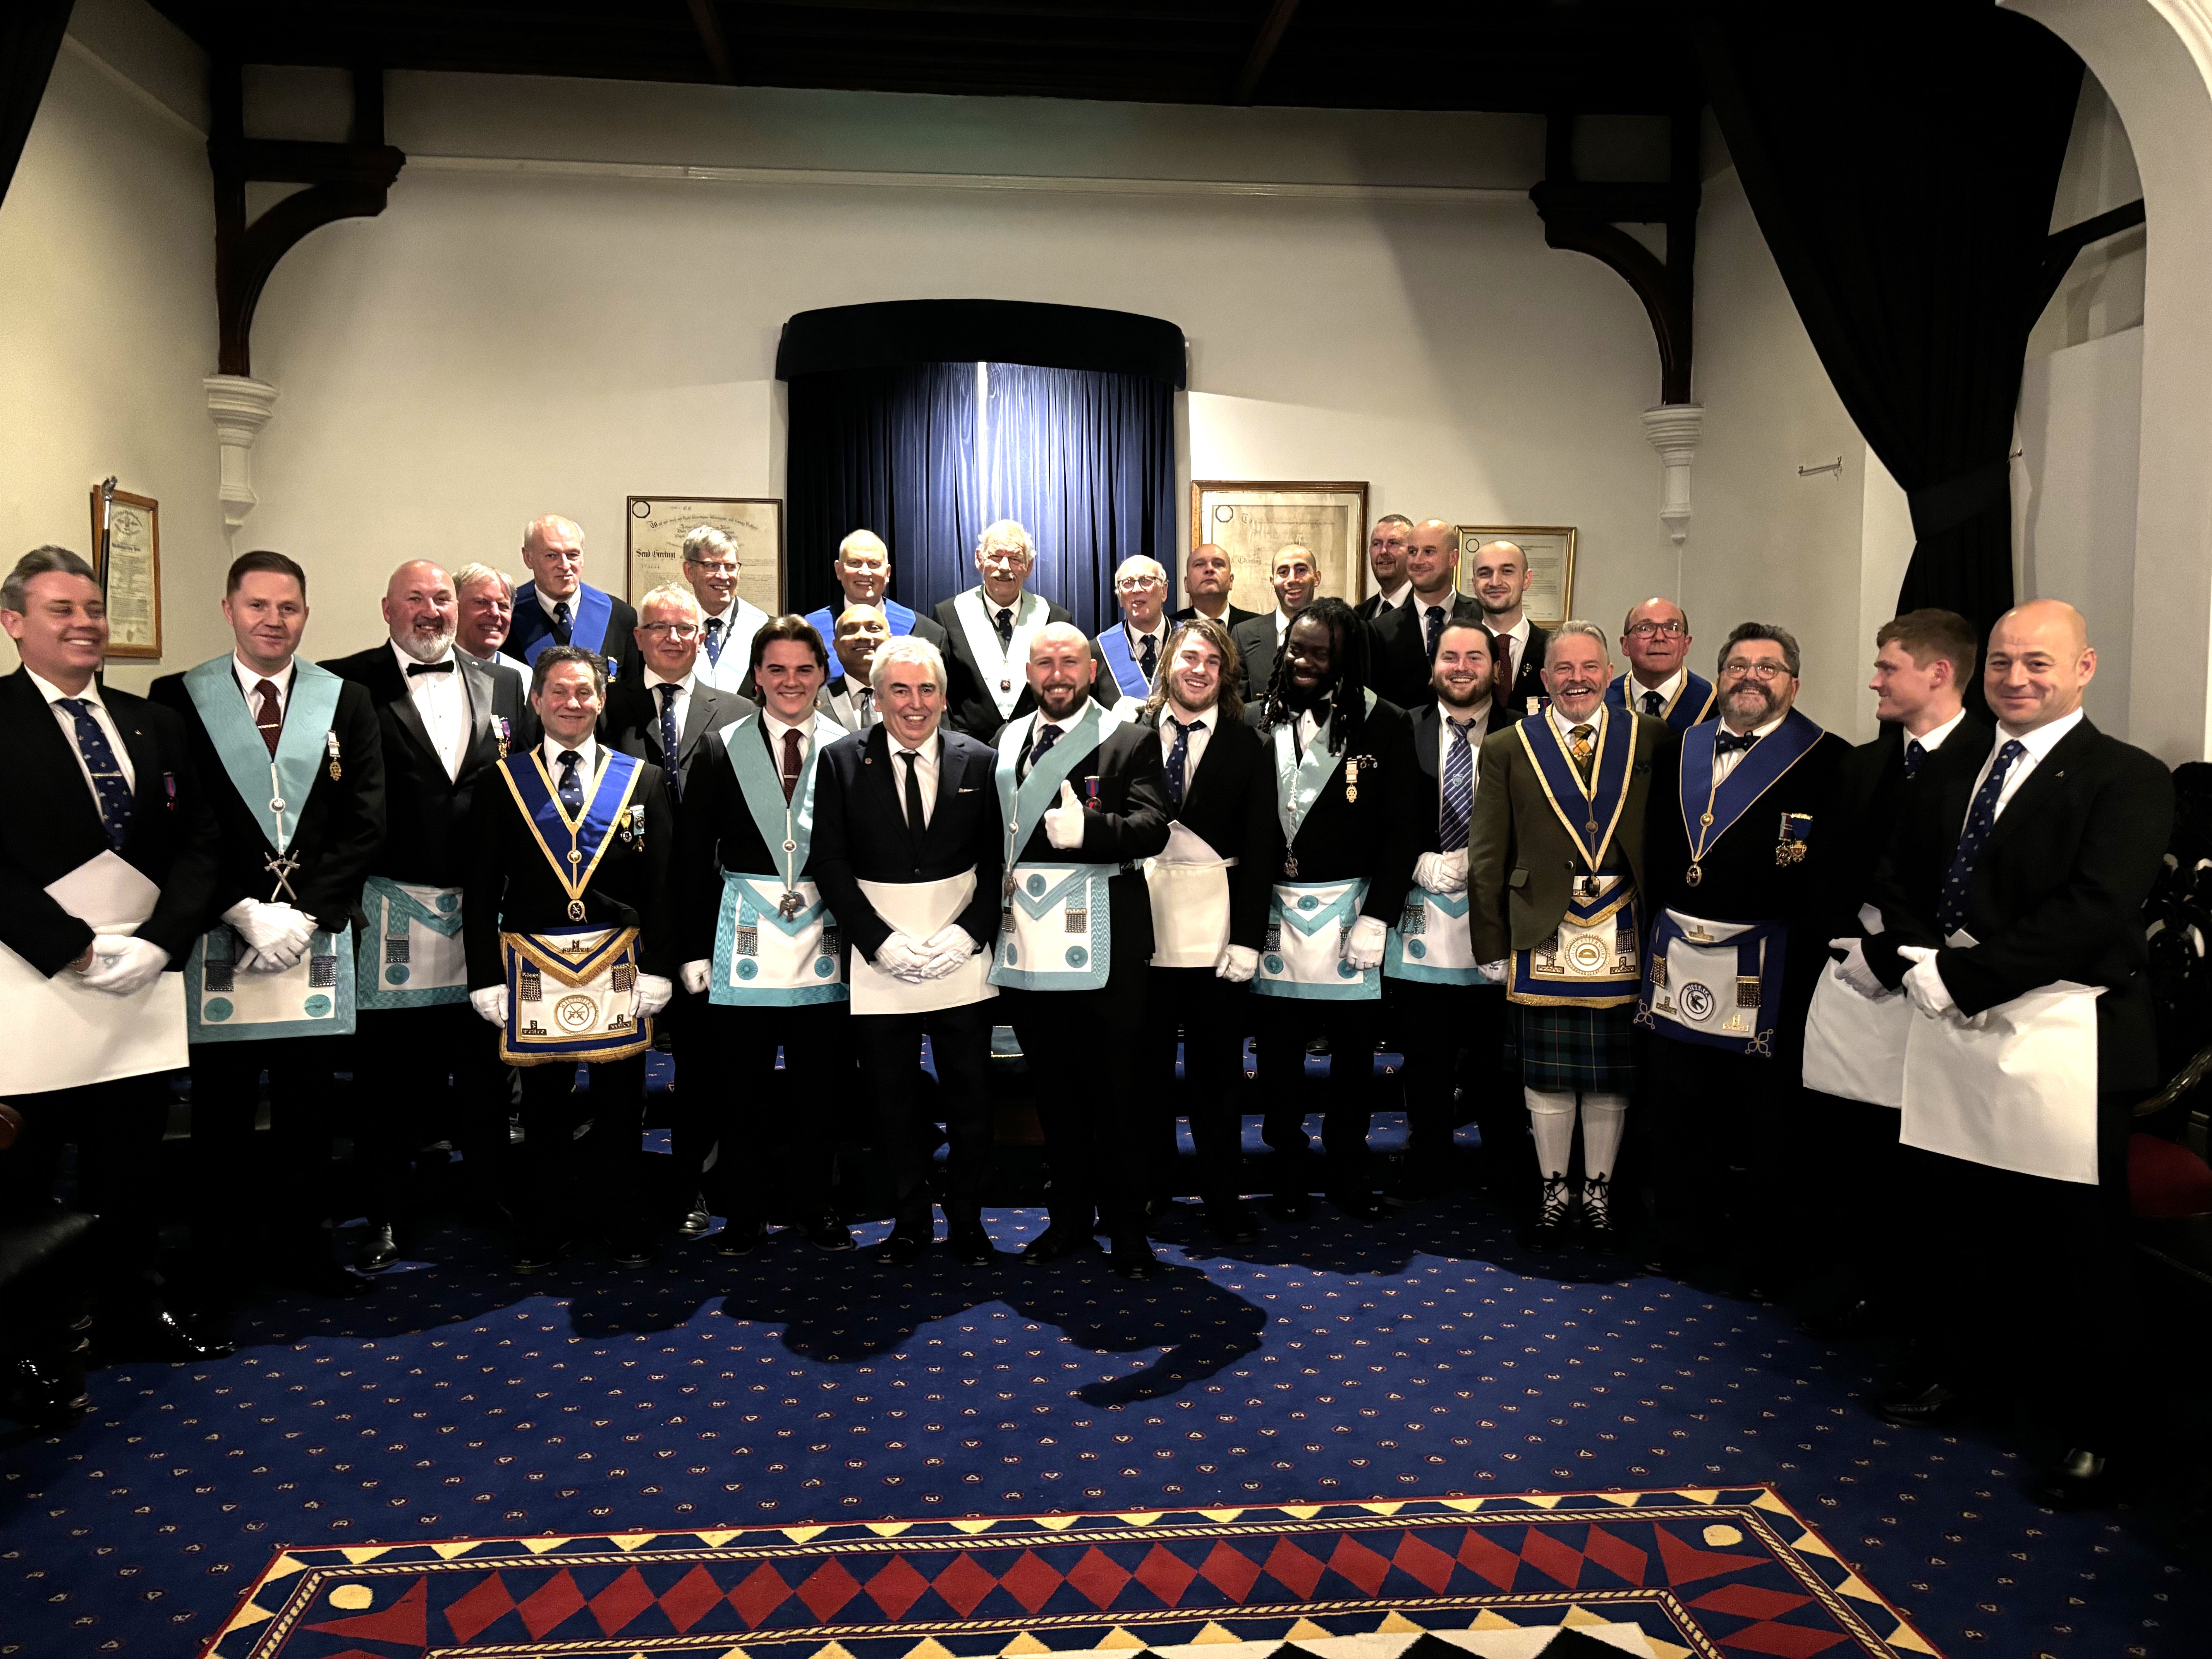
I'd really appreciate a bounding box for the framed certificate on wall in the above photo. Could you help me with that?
[89,486,162,660]
[1457,524,1577,629]
[1190,481,1370,609]
[625,496,784,612]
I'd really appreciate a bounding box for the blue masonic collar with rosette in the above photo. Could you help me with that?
[499,747,645,919]
[1677,707,1825,882]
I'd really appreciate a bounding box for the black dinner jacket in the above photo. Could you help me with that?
[1152,704,1283,953]
[1865,716,2174,1091]
[462,746,674,986]
[1230,611,1287,704]
[809,723,1004,962]
[1173,602,1262,631]
[1492,622,1553,718]
[1352,592,1404,625]
[3,668,222,974]
[149,663,386,936]
[995,709,1173,967]
[1244,692,1424,926]
[1821,709,1991,941]
[604,675,755,802]
[324,646,527,889]
[1370,592,1484,712]
[929,589,1077,739]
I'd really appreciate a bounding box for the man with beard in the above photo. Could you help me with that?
[822,605,890,730]
[933,520,1079,739]
[1607,598,1716,731]
[1640,623,1849,1292]
[988,623,1172,1276]
[1469,624,1666,1248]
[1171,543,1259,631]
[1230,544,1320,705]
[803,529,949,679]
[1371,519,1484,710]
[1133,618,1279,1243]
[1355,515,1416,623]
[1467,540,1549,717]
[328,561,528,1272]
[1247,597,1422,1220]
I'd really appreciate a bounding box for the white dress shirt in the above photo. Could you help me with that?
[762,709,812,770]
[1974,706,2085,824]
[1122,619,1169,677]
[1275,608,1295,644]
[33,668,135,800]
[1709,709,1788,786]
[830,674,877,728]
[1156,701,1217,782]
[641,667,696,758]
[392,640,467,781]
[888,733,940,830]
[1374,582,1411,612]
[540,733,599,790]
[230,654,293,718]
[1910,706,1969,754]
[535,584,576,622]
[1624,667,1686,716]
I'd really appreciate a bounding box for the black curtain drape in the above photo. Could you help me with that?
[1695,1,2083,653]
[0,0,72,211]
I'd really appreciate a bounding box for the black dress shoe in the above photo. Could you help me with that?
[1023,1223,1095,1262]
[714,1218,768,1257]
[1268,1190,1311,1223]
[1327,1188,1383,1221]
[2034,1449,2115,1510]
[1202,1202,1261,1245]
[358,1221,402,1274]
[1522,1173,1572,1249]
[676,1195,714,1240]
[94,1308,234,1364]
[0,1356,89,1429]
[1108,1238,1161,1280]
[1876,1380,1961,1427]
[882,1223,932,1265]
[510,1236,572,1275]
[607,1235,660,1269]
[948,1221,995,1267]
[802,1211,856,1252]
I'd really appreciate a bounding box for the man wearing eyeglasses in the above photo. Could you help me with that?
[932,520,1079,739]
[1607,599,1716,731]
[506,515,642,687]
[1639,622,1848,1296]
[1094,555,1172,708]
[681,527,773,697]
[802,529,949,682]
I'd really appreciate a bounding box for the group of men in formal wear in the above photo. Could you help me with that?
[0,505,2175,1504]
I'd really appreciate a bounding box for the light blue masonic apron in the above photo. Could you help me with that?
[989,701,1116,992]
[709,714,847,1006]
[356,878,468,1010]
[1256,692,1381,1001]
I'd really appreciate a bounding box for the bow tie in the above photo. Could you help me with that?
[1713,728,1761,756]
[405,660,455,677]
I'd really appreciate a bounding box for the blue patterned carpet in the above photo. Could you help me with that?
[2,1117,2209,1657]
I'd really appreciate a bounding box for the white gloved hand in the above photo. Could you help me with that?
[1043,779,1087,851]
[1896,944,1957,1018]
[1829,937,1890,1000]
[1214,944,1259,983]
[247,931,311,973]
[1413,851,1467,895]
[1343,914,1388,971]
[223,898,315,957]
[79,935,170,996]
[917,925,977,980]
[470,985,508,1026]
[635,973,674,1017]
[874,932,934,982]
[680,959,711,996]
[1479,959,1510,984]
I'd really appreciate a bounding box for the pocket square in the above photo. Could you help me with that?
[957,786,979,793]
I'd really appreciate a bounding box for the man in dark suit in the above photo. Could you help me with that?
[464,646,675,1272]
[1353,515,1416,623]
[151,551,386,1301]
[1246,598,1423,1219]
[802,528,950,681]
[931,519,1077,739]
[1860,600,2172,1507]
[809,634,1005,1266]
[0,546,225,1360]
[1230,544,1319,705]
[504,514,643,687]
[1467,538,1550,718]
[985,623,1172,1276]
[1370,518,1484,711]
[1132,618,1279,1245]
[325,560,529,1272]
[1607,599,1717,732]
[1171,543,1261,633]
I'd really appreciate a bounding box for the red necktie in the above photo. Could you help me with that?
[780,726,804,802]
[254,678,282,757]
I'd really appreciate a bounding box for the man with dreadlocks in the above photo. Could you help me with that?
[1246,596,1423,1221]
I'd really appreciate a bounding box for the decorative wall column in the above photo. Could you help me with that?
[1639,404,1705,546]
[204,376,278,539]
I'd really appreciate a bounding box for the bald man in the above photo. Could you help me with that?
[1607,598,1716,731]
[1468,540,1549,715]
[1370,519,1482,709]
[1172,543,1260,631]
[327,562,530,1271]
[1860,599,2173,1508]
[505,514,643,686]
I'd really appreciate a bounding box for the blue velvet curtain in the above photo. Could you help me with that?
[785,361,1175,636]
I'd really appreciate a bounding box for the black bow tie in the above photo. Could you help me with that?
[405,660,455,677]
[1713,728,1761,756]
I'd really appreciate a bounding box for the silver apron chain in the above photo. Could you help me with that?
[262,757,302,902]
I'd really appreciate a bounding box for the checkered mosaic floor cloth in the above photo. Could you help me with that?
[206,1489,1939,1659]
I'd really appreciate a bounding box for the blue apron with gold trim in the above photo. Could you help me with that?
[708,714,847,1006]
[1506,707,1642,1010]
[989,702,1115,991]
[1638,909,1789,1056]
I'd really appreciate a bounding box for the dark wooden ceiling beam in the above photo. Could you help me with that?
[1234,0,1302,104]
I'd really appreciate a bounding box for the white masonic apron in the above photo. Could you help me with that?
[708,715,847,1006]
[1144,821,1234,969]
[989,703,1116,992]
[850,872,997,1015]
[1800,907,1910,1108]
[1640,909,1786,1057]
[0,851,187,1094]
[179,656,357,1044]
[356,877,468,1011]
[952,588,1050,726]
[1256,878,1376,1001]
[1386,886,1479,984]
[1900,971,2103,1185]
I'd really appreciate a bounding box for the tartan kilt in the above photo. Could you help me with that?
[1514,1001,1639,1094]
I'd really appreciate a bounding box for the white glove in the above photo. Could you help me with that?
[1413,851,1467,895]
[680,959,711,996]
[1343,914,1388,971]
[1043,779,1087,851]
[79,936,170,996]
[1896,944,1957,1019]
[917,925,977,980]
[1828,937,1891,1000]
[1479,959,1510,984]
[635,973,673,1017]
[1215,944,1259,983]
[246,932,311,973]
[874,932,934,982]
[471,985,508,1026]
[223,898,316,957]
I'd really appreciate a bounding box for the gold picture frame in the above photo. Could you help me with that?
[89,486,161,660]
[1190,480,1371,610]
[1457,524,1577,629]
[625,496,784,612]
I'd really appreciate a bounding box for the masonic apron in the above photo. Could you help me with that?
[1256,695,1381,1001]
[990,701,1115,992]
[1800,905,1912,1108]
[1504,708,1642,1010]
[708,714,847,1006]
[951,588,1050,727]
[356,877,469,1010]
[1144,821,1235,969]
[849,872,997,1015]
[180,656,356,1043]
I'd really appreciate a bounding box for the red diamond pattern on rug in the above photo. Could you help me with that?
[1714,1623,1852,1657]
[1516,1527,1584,1590]
[588,1566,656,1636]
[1327,1534,1391,1597]
[931,1551,1000,1617]
[518,1569,587,1640]
[1693,1583,1816,1621]
[1653,1526,1767,1587]
[1455,1526,1523,1590]
[658,1563,726,1634]
[727,1561,793,1628]
[1134,1542,1199,1606]
[1200,1539,1262,1602]
[1581,1526,1649,1587]
[443,1571,518,1644]
[1389,1531,1457,1594]
[1000,1548,1067,1614]
[1066,1544,1135,1607]
[796,1559,863,1621]
[865,1555,933,1621]
[1264,1536,1326,1599]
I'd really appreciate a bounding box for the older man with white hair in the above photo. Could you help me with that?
[1095,554,1171,707]
[680,526,772,696]
[802,528,949,680]
[506,514,641,685]
[931,519,1079,739]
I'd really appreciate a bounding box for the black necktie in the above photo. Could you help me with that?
[994,607,1014,648]
[58,698,132,850]
[702,614,724,666]
[556,748,584,812]
[1022,721,1061,783]
[1164,716,1204,807]
[656,683,682,802]
[406,660,454,677]
[1424,604,1446,662]
[1903,737,1926,779]
[1138,632,1158,683]
[1642,690,1665,717]
[1714,728,1761,757]
[1938,739,2027,936]
[551,599,573,646]
[898,749,928,864]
